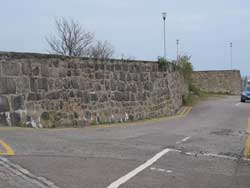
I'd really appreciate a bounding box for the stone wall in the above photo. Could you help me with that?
[191,70,241,95]
[0,52,188,128]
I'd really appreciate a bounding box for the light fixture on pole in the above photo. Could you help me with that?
[176,39,179,64]
[162,12,167,60]
[230,42,233,70]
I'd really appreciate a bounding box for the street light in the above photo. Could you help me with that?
[162,12,167,60]
[176,39,179,64]
[230,42,233,70]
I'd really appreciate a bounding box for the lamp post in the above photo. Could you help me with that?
[176,39,179,64]
[230,42,233,70]
[162,12,167,60]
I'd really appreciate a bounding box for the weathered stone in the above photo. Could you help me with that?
[94,84,102,91]
[32,65,40,76]
[41,111,50,120]
[16,77,30,93]
[0,78,16,94]
[46,92,60,100]
[105,80,110,90]
[90,93,98,101]
[27,93,42,101]
[41,64,49,77]
[30,78,38,92]
[0,113,8,126]
[10,112,21,126]
[2,62,20,76]
[11,95,24,111]
[120,72,126,81]
[71,78,79,89]
[69,91,74,98]
[115,64,121,71]
[100,94,108,102]
[95,72,104,79]
[127,74,132,81]
[62,79,71,89]
[38,78,48,91]
[67,70,71,77]
[117,82,125,92]
[84,111,91,120]
[0,96,9,112]
[81,92,90,103]
[22,63,32,75]
[113,92,123,101]
[0,52,193,128]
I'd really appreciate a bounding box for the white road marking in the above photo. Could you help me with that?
[235,102,241,106]
[107,148,171,188]
[0,157,59,188]
[176,136,191,144]
[150,167,173,173]
[107,147,250,188]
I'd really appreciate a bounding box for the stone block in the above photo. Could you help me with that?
[0,113,8,126]
[120,72,126,81]
[46,92,61,100]
[90,93,98,101]
[32,65,40,76]
[99,94,108,102]
[81,92,90,104]
[84,111,91,120]
[0,96,10,112]
[41,64,49,77]
[22,63,32,75]
[95,72,104,79]
[16,77,30,93]
[10,112,21,126]
[27,93,42,101]
[0,78,16,94]
[2,62,20,76]
[110,80,116,91]
[30,78,38,92]
[71,78,79,89]
[11,95,24,111]
[38,78,48,91]
[117,82,125,92]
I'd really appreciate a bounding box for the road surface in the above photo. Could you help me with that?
[0,96,250,188]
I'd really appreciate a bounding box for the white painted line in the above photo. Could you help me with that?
[235,102,241,106]
[158,168,165,172]
[0,157,59,188]
[176,136,191,144]
[166,170,173,173]
[107,148,171,188]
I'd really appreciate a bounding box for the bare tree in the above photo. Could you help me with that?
[88,40,114,59]
[46,18,94,56]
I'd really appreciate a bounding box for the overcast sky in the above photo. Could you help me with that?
[0,0,249,76]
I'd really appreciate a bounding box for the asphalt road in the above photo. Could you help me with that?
[0,96,250,188]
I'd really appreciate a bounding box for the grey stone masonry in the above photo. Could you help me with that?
[0,52,189,128]
[191,70,241,95]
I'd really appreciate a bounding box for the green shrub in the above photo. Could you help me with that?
[157,57,171,69]
[177,55,193,84]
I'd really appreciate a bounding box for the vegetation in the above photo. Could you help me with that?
[177,55,193,84]
[46,17,114,59]
[157,56,171,68]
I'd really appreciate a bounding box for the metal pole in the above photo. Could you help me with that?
[162,12,167,60]
[230,42,233,70]
[176,39,179,64]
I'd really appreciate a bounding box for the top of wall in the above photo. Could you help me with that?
[0,51,157,64]
[193,70,240,73]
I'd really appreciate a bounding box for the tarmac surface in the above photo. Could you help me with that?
[0,96,250,188]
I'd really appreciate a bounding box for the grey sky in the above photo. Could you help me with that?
[0,0,249,75]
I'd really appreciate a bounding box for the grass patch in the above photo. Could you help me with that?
[183,85,227,106]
